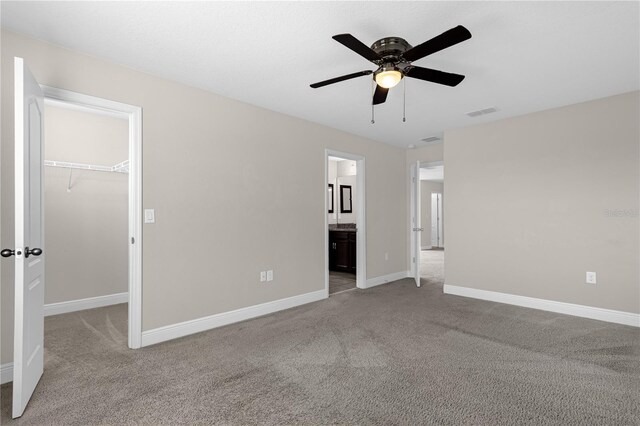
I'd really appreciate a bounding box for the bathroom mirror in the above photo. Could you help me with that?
[340,185,352,213]
[328,184,334,213]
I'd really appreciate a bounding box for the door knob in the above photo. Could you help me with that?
[1,248,22,258]
[25,247,42,258]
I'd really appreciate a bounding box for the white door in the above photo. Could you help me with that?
[13,57,45,418]
[431,193,442,247]
[410,162,421,287]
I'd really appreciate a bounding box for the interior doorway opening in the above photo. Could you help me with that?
[42,87,142,349]
[325,150,366,295]
[411,161,445,287]
[43,101,130,348]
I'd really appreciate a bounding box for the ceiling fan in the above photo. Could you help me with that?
[310,25,472,107]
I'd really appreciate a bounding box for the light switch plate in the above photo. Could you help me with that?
[260,271,267,282]
[586,271,597,284]
[266,270,273,281]
[144,209,155,224]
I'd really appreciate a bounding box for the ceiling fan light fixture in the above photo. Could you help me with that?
[375,66,403,89]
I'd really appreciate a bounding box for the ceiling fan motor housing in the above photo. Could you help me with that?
[371,37,413,64]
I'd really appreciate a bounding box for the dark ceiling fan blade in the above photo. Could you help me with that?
[332,34,381,62]
[402,25,471,62]
[373,85,389,105]
[405,66,465,87]
[310,70,373,88]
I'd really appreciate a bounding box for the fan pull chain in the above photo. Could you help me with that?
[371,82,375,124]
[403,78,406,123]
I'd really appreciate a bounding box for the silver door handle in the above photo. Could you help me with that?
[25,247,43,258]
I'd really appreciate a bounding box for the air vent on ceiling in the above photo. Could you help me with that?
[420,136,441,145]
[466,107,498,117]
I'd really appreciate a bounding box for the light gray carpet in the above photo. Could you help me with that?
[420,248,444,286]
[2,277,639,425]
[329,271,357,294]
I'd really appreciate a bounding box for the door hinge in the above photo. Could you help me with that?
[131,237,135,244]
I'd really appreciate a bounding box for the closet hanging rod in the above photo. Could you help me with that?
[44,160,129,174]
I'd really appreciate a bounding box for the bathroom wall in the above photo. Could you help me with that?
[328,159,357,224]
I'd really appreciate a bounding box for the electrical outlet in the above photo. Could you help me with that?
[586,271,597,284]
[144,209,155,224]
[260,271,266,282]
[267,270,273,281]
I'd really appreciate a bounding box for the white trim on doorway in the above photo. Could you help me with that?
[41,86,143,349]
[325,149,367,293]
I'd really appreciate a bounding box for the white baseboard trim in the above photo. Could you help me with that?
[44,292,128,317]
[443,284,640,328]
[141,289,327,347]
[1,363,13,384]
[365,270,410,288]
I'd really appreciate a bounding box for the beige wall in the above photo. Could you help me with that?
[445,91,640,314]
[1,30,408,363]
[407,144,444,165]
[44,105,128,304]
[420,181,444,248]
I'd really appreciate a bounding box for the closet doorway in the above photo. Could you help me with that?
[42,87,142,349]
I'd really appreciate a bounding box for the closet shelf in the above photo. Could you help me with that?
[45,160,129,174]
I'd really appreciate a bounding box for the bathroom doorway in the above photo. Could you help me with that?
[325,150,366,295]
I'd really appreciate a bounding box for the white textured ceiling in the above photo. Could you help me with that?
[2,1,638,148]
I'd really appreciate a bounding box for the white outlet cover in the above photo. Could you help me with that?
[586,272,597,284]
[267,270,273,281]
[144,209,155,224]
[260,271,266,282]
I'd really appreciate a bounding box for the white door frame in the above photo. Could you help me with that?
[325,149,366,294]
[41,86,143,349]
